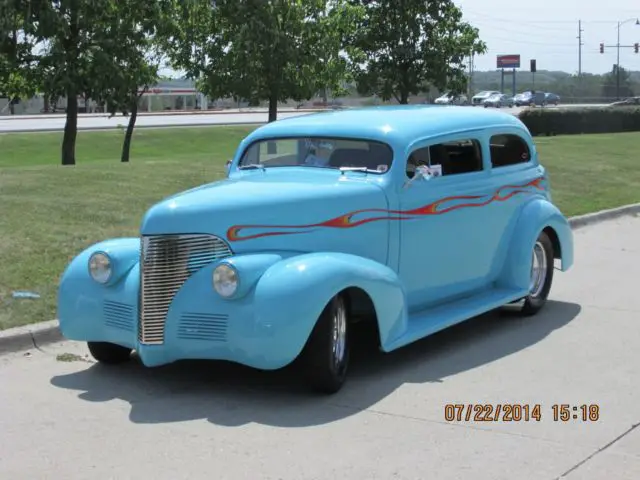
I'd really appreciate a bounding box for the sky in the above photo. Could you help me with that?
[456,0,640,74]
[161,1,640,78]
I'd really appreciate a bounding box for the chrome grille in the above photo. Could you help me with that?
[138,234,233,344]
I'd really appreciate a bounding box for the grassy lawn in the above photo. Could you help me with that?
[1,127,639,330]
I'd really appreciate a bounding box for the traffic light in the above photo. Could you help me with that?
[600,43,604,53]
[635,43,639,53]
[530,59,537,72]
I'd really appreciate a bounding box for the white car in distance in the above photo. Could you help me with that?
[434,92,468,105]
[471,90,501,106]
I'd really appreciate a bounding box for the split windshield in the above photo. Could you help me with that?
[238,137,394,173]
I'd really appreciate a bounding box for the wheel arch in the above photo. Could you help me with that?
[498,198,574,290]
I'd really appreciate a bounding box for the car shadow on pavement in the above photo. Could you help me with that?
[50,300,580,427]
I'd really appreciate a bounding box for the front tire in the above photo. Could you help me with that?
[87,341,132,364]
[301,294,350,394]
[519,231,555,316]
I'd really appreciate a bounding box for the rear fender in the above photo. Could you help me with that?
[498,198,574,290]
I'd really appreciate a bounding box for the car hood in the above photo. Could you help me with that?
[140,169,389,253]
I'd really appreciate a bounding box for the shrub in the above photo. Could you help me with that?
[518,106,640,136]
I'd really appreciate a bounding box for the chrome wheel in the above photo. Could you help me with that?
[529,241,548,298]
[332,298,347,369]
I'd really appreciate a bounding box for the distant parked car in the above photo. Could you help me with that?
[434,92,468,105]
[609,96,640,107]
[544,93,560,105]
[483,93,514,108]
[471,90,501,106]
[514,91,546,107]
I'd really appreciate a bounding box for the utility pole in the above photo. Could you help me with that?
[577,20,583,77]
[616,20,621,100]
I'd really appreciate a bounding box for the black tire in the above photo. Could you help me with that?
[519,231,555,316]
[87,341,132,364]
[301,294,350,394]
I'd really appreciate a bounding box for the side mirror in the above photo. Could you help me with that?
[404,165,441,188]
[225,160,232,176]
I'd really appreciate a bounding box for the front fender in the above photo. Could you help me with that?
[253,252,406,359]
[57,238,140,346]
[60,237,140,287]
[498,199,574,290]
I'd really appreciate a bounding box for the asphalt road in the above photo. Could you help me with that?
[1,215,639,479]
[0,104,607,133]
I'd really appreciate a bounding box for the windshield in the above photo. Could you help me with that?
[237,137,394,173]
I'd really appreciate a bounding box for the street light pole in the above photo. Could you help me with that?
[615,17,640,100]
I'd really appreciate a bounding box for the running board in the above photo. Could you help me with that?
[382,287,528,352]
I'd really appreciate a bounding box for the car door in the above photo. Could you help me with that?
[397,133,498,313]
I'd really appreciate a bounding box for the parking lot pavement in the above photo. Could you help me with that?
[1,215,639,480]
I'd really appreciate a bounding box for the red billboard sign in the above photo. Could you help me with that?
[497,54,521,69]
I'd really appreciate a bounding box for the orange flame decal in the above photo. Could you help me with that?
[226,177,545,242]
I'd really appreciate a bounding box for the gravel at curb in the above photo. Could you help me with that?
[2,202,640,355]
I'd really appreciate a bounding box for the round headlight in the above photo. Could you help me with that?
[213,264,238,297]
[88,252,112,284]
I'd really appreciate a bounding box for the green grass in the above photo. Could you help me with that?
[1,127,639,330]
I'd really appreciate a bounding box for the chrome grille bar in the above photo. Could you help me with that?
[138,234,233,344]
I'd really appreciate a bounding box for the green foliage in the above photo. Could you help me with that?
[348,0,486,103]
[88,0,169,114]
[165,0,360,119]
[0,0,38,100]
[518,107,640,136]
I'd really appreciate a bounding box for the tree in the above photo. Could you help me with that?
[27,0,140,165]
[89,0,170,163]
[602,65,634,100]
[0,0,38,113]
[166,0,360,122]
[348,0,486,103]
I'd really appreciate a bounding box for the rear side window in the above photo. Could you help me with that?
[489,134,531,168]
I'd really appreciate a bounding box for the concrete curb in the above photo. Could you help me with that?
[567,202,640,229]
[0,319,62,355]
[1,202,640,355]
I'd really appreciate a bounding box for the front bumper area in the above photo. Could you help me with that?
[57,257,309,371]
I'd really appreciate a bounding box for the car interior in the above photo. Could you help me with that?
[327,142,392,171]
[489,135,530,167]
[406,139,483,178]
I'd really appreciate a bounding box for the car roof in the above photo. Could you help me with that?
[245,105,526,146]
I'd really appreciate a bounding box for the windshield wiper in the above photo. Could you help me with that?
[239,164,265,170]
[339,166,375,174]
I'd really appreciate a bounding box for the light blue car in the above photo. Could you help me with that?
[57,105,574,394]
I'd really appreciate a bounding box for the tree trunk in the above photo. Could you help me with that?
[61,93,78,165]
[121,94,139,163]
[267,94,278,154]
[44,96,50,112]
[268,94,278,122]
[399,90,409,104]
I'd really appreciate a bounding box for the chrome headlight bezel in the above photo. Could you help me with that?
[88,251,112,284]
[213,263,239,298]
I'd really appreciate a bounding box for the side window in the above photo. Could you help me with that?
[489,134,531,168]
[406,138,483,178]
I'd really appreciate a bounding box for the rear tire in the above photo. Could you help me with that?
[87,341,132,364]
[301,294,350,394]
[519,231,555,316]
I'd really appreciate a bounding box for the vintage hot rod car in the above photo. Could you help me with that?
[57,105,573,394]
